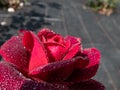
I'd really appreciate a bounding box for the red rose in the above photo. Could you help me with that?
[0,28,104,90]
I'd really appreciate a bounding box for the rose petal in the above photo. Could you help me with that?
[38,29,71,61]
[63,43,81,60]
[22,31,34,52]
[83,48,100,67]
[22,31,49,72]
[45,41,70,62]
[65,36,81,46]
[0,61,68,90]
[82,48,101,79]
[66,48,100,82]
[63,36,82,60]
[29,57,88,83]
[0,36,30,73]
[46,34,67,45]
[0,61,26,89]
[37,28,56,42]
[69,79,105,90]
[21,81,68,90]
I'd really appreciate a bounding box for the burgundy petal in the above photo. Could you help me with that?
[0,61,26,89]
[66,48,100,82]
[83,48,101,68]
[0,36,30,73]
[69,79,105,90]
[29,57,88,83]
[0,61,68,90]
[22,31,49,72]
[21,81,68,90]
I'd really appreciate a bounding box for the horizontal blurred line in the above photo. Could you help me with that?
[0,14,11,17]
[44,17,61,21]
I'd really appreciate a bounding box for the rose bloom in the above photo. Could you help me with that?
[0,28,104,90]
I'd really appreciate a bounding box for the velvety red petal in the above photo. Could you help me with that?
[21,81,68,90]
[22,31,49,72]
[69,79,105,90]
[38,29,71,61]
[63,36,82,60]
[0,61,68,90]
[63,43,81,60]
[29,57,88,83]
[22,31,34,52]
[45,41,70,62]
[0,61,26,89]
[46,34,66,45]
[65,36,81,46]
[0,36,30,73]
[83,48,101,68]
[66,48,100,82]
[37,28,56,42]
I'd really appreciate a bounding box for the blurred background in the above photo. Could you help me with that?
[0,0,120,90]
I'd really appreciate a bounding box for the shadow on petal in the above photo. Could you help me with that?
[29,57,88,83]
[66,64,99,82]
[20,80,69,90]
[0,61,68,90]
[66,48,100,82]
[69,79,105,90]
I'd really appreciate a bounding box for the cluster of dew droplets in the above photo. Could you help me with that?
[0,62,26,89]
